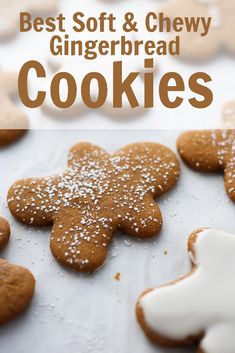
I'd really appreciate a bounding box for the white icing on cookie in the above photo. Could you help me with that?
[139,229,235,353]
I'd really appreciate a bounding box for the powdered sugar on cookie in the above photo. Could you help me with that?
[8,142,180,272]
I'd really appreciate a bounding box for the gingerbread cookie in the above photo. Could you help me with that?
[0,216,10,250]
[163,0,235,61]
[136,228,235,353]
[8,142,180,272]
[0,72,28,146]
[0,259,35,325]
[177,130,235,202]
[0,218,35,325]
[0,0,58,41]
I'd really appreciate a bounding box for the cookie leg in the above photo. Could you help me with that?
[50,212,114,272]
[120,198,163,238]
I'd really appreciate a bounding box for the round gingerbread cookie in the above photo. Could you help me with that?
[8,142,180,272]
[136,228,235,353]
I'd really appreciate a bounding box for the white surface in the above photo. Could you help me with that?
[0,130,235,353]
[0,0,235,129]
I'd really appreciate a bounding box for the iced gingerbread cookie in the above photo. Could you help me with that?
[0,218,35,325]
[136,228,235,353]
[0,0,58,40]
[163,0,235,61]
[0,216,10,250]
[177,130,235,202]
[0,72,28,146]
[8,142,180,272]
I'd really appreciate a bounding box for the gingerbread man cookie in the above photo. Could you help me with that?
[177,130,235,202]
[0,218,35,325]
[8,142,180,272]
[163,0,235,61]
[0,0,58,41]
[136,228,235,353]
[0,216,10,250]
[0,72,28,146]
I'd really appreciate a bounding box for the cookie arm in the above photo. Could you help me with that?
[115,142,180,196]
[7,176,60,226]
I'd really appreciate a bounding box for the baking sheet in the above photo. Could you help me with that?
[0,129,234,353]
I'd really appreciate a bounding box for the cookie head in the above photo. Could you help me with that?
[0,216,10,250]
[0,259,35,325]
[177,130,235,202]
[137,228,235,353]
[8,142,180,272]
